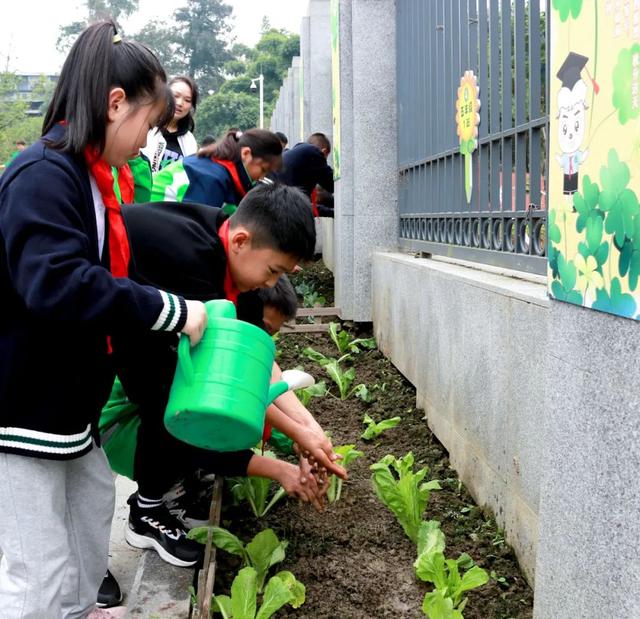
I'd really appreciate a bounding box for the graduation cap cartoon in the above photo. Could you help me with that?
[556,51,600,95]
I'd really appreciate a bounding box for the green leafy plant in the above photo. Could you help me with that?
[228,451,286,518]
[326,444,364,503]
[361,413,402,440]
[189,527,288,594]
[415,521,489,618]
[295,280,326,308]
[295,381,328,407]
[328,322,376,355]
[212,566,305,619]
[370,452,441,543]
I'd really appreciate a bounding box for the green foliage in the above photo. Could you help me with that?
[228,451,286,518]
[57,0,140,51]
[613,44,640,125]
[295,280,326,308]
[174,0,233,93]
[326,444,363,503]
[196,91,260,140]
[295,381,328,407]
[415,521,489,619]
[370,452,441,543]
[190,527,288,594]
[328,322,376,355]
[551,0,583,21]
[212,566,305,619]
[361,413,402,441]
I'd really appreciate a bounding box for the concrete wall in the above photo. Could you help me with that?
[306,0,332,139]
[372,253,548,581]
[333,0,398,322]
[533,301,640,618]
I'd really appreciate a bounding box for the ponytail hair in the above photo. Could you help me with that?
[43,20,172,155]
[168,75,199,133]
[208,128,283,162]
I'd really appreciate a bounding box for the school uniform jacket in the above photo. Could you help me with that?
[150,155,253,209]
[113,201,264,412]
[0,127,188,460]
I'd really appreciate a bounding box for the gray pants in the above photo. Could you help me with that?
[0,445,115,618]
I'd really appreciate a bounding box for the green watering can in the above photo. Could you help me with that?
[164,299,314,451]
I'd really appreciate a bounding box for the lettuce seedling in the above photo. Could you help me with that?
[326,444,364,503]
[212,566,305,619]
[295,380,328,407]
[328,322,376,355]
[190,527,288,594]
[370,452,441,543]
[361,413,402,440]
[415,520,489,618]
[228,450,286,518]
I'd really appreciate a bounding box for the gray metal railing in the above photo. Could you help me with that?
[396,0,549,274]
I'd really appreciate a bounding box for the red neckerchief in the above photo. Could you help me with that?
[212,158,247,200]
[84,146,133,278]
[310,187,320,217]
[218,219,240,306]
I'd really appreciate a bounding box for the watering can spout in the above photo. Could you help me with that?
[267,370,315,404]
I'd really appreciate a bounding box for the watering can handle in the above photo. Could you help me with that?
[177,335,195,386]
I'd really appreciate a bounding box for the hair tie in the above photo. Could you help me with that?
[113,33,122,44]
[235,130,243,140]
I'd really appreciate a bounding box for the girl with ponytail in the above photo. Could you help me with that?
[0,21,207,616]
[151,127,283,211]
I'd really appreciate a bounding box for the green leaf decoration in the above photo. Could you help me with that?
[592,277,637,317]
[613,44,640,124]
[550,253,583,305]
[552,0,583,21]
[599,150,640,247]
[548,244,561,279]
[573,175,602,233]
[548,209,562,244]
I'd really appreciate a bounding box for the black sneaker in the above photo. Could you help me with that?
[125,493,204,568]
[163,475,215,530]
[96,569,123,608]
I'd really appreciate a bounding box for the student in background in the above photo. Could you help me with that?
[3,139,27,169]
[141,75,199,172]
[151,128,283,212]
[272,132,334,217]
[0,21,207,618]
[275,131,288,151]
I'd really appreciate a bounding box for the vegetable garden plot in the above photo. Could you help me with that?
[209,263,533,619]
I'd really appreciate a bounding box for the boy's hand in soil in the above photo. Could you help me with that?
[299,456,328,501]
[293,428,346,480]
[182,300,208,346]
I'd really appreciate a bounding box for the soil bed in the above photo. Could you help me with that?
[215,262,534,619]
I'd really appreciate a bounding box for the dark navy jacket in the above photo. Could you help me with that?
[272,142,334,197]
[181,156,254,208]
[0,127,185,459]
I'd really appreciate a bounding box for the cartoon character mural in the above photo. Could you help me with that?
[555,52,592,196]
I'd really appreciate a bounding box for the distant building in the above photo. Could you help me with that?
[4,74,59,116]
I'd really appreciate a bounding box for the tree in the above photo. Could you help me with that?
[0,73,43,165]
[196,92,259,141]
[173,0,233,93]
[135,20,185,76]
[57,0,139,52]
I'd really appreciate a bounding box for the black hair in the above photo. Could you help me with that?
[201,134,216,147]
[208,128,282,163]
[16,139,26,146]
[168,75,199,133]
[275,131,288,146]
[43,20,172,155]
[230,183,316,262]
[307,132,331,154]
[258,274,298,321]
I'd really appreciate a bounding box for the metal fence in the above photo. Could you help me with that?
[396,0,549,274]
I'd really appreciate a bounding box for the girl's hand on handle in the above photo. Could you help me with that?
[182,300,208,346]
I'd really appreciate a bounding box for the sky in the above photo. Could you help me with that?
[0,0,307,74]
